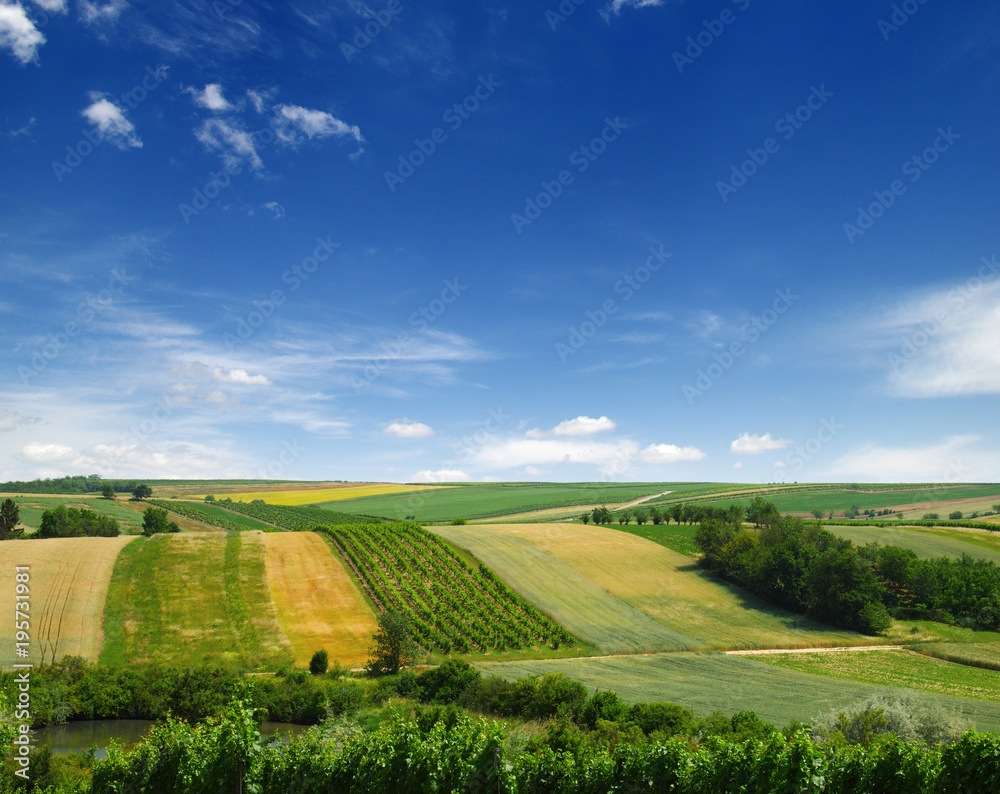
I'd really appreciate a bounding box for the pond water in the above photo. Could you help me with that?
[32,720,310,759]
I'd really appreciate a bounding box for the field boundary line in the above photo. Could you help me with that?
[726,645,902,656]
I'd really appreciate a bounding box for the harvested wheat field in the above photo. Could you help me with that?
[0,536,137,667]
[198,483,448,506]
[264,532,378,667]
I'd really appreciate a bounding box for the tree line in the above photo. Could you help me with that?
[694,499,1000,633]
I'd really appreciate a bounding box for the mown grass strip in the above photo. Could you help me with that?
[99,536,148,666]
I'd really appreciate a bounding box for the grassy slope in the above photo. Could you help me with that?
[157,500,277,531]
[8,495,145,533]
[910,642,1000,672]
[753,649,1000,702]
[825,525,1000,564]
[686,485,1000,514]
[476,652,1000,732]
[434,523,864,653]
[325,483,718,522]
[101,532,290,669]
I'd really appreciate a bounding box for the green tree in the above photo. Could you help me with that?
[309,649,329,675]
[634,509,648,526]
[367,611,417,676]
[949,511,963,520]
[923,512,939,520]
[0,498,22,540]
[811,508,823,520]
[142,507,171,536]
[132,484,153,501]
[649,507,663,525]
[101,483,117,500]
[580,512,590,524]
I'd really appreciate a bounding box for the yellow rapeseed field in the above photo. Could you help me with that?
[197,483,447,505]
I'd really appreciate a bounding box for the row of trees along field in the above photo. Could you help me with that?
[0,475,151,495]
[583,502,748,526]
[694,500,1000,633]
[0,497,177,539]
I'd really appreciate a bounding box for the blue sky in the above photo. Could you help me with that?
[2,0,999,484]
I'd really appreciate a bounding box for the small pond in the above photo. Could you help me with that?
[31,720,310,759]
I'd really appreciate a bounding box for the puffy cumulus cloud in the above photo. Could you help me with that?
[17,442,75,463]
[274,104,364,146]
[188,82,232,111]
[526,415,616,438]
[412,468,469,483]
[827,435,1000,482]
[637,443,706,464]
[82,93,142,149]
[194,118,262,170]
[730,432,791,455]
[210,366,271,386]
[0,3,45,64]
[384,420,433,439]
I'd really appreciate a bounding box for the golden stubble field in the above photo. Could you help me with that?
[264,532,378,667]
[0,536,137,666]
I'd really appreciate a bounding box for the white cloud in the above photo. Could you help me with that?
[637,443,706,464]
[17,442,75,463]
[274,104,363,146]
[413,468,469,483]
[877,275,1000,397]
[827,435,1000,482]
[733,461,743,469]
[194,118,262,170]
[247,88,273,114]
[263,201,284,219]
[773,460,786,468]
[82,93,141,149]
[524,466,544,476]
[0,410,40,432]
[605,0,664,15]
[79,0,127,24]
[730,432,791,455]
[210,367,271,386]
[189,83,232,111]
[384,420,433,439]
[31,0,66,12]
[0,2,45,64]
[526,415,616,438]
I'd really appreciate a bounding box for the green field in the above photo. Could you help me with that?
[153,500,277,531]
[476,652,1000,732]
[612,522,701,556]
[434,523,864,654]
[678,484,1000,515]
[6,495,145,533]
[99,531,291,668]
[753,649,1000,702]
[325,483,728,523]
[910,642,1000,672]
[825,525,1000,564]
